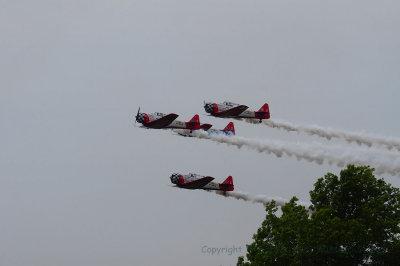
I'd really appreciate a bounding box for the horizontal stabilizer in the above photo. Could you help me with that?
[200,123,213,131]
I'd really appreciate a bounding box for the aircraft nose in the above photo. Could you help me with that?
[170,173,179,184]
[204,103,213,113]
[135,113,145,123]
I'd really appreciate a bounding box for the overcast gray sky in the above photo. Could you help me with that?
[1,1,400,265]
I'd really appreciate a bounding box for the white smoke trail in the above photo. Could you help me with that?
[209,190,310,208]
[306,140,400,159]
[240,118,400,152]
[192,130,400,177]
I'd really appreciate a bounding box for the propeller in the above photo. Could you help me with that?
[135,107,141,124]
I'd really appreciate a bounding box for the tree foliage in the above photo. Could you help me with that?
[238,165,400,265]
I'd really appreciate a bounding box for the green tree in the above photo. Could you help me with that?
[238,165,400,265]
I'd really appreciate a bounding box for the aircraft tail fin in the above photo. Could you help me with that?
[219,176,234,191]
[255,103,270,119]
[222,122,235,135]
[186,114,201,130]
[200,123,213,131]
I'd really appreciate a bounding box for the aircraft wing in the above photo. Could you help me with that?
[145,113,179,129]
[179,176,214,189]
[215,105,249,117]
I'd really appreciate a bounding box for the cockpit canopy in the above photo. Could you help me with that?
[223,101,239,107]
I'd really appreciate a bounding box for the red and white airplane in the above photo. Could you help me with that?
[204,101,270,122]
[175,122,235,137]
[135,107,201,131]
[170,173,234,191]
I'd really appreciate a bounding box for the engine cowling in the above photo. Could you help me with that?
[170,173,180,184]
[136,113,146,123]
[204,103,214,113]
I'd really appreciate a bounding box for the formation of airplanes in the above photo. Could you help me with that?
[135,101,269,130]
[135,101,270,192]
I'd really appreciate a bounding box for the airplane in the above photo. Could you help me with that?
[135,107,201,131]
[170,173,234,191]
[203,101,270,122]
[174,122,235,137]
